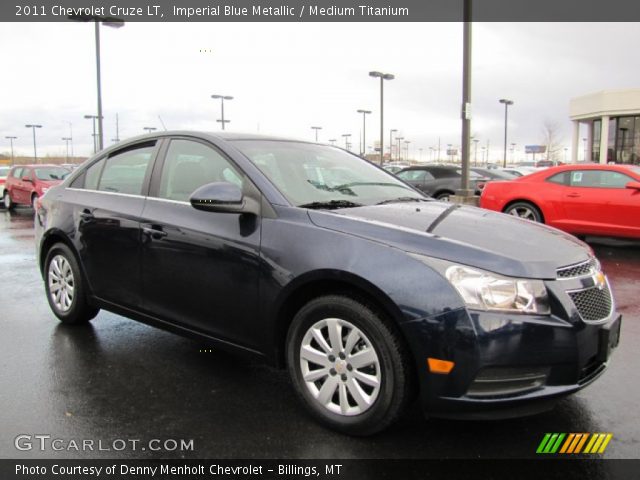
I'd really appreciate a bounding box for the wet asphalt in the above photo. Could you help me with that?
[0,206,638,460]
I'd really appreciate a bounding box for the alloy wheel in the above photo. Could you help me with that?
[48,255,75,312]
[299,318,381,416]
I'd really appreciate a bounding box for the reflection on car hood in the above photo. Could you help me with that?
[307,202,590,279]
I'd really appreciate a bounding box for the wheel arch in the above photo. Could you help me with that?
[39,230,80,277]
[502,198,546,223]
[271,270,408,369]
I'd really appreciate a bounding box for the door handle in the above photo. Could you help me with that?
[142,226,168,239]
[567,193,581,198]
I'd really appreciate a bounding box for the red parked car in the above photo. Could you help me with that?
[3,164,70,210]
[480,164,640,239]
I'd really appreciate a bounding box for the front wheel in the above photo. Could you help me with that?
[504,201,543,223]
[434,191,453,202]
[44,243,99,324]
[3,191,15,211]
[286,295,413,435]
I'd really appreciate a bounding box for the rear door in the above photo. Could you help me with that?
[139,137,262,349]
[397,169,432,194]
[68,140,159,308]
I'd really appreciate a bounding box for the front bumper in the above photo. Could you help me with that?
[401,303,621,420]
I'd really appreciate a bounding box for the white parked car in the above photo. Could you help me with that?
[0,165,10,205]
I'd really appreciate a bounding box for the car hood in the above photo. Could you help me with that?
[307,202,590,279]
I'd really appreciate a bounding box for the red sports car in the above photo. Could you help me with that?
[480,164,640,239]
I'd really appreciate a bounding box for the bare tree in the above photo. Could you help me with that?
[540,120,564,163]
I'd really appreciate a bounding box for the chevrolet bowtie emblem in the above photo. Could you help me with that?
[593,272,606,290]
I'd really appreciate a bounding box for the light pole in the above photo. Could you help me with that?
[62,137,72,161]
[499,98,514,168]
[473,139,479,166]
[389,129,397,161]
[211,95,233,130]
[328,139,337,146]
[419,148,423,162]
[583,137,587,162]
[5,136,17,166]
[143,127,157,134]
[404,140,411,161]
[311,126,322,142]
[25,125,42,163]
[356,109,371,157]
[396,137,404,161]
[84,115,101,153]
[342,134,351,150]
[510,142,516,164]
[69,15,125,151]
[369,71,394,165]
[564,147,568,163]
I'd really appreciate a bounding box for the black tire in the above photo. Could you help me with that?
[3,191,15,211]
[44,243,99,324]
[504,201,543,223]
[434,191,453,201]
[286,295,414,435]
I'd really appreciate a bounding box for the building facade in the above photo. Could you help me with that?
[570,89,640,165]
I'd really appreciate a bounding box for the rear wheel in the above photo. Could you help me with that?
[3,191,15,211]
[44,243,99,324]
[434,191,453,201]
[286,295,413,435]
[504,201,543,223]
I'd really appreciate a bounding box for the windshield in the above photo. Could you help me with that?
[232,140,425,207]
[35,167,69,180]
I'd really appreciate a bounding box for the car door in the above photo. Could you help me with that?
[139,137,262,349]
[562,169,640,236]
[14,167,30,204]
[69,140,159,308]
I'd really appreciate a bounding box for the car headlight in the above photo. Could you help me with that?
[445,265,550,315]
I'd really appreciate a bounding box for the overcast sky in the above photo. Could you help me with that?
[1,22,638,161]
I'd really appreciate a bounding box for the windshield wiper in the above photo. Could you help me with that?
[376,196,430,205]
[332,181,408,190]
[298,200,364,210]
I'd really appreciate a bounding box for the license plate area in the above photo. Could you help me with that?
[597,316,621,362]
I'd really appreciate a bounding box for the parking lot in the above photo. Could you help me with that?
[1,206,638,460]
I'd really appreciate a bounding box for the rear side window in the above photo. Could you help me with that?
[397,170,431,182]
[98,143,155,195]
[546,172,568,185]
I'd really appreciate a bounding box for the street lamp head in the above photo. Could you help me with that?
[369,71,383,78]
[391,129,397,133]
[499,98,514,106]
[311,126,322,130]
[62,137,72,141]
[5,136,17,139]
[25,124,42,128]
[382,74,395,81]
[102,18,125,28]
[357,109,372,114]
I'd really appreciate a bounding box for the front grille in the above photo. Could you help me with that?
[557,258,597,279]
[569,285,612,322]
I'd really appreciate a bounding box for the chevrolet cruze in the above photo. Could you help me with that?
[35,132,621,435]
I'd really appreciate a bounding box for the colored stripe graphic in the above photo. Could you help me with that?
[537,433,613,454]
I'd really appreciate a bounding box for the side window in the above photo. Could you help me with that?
[398,170,428,182]
[599,171,634,188]
[157,139,243,202]
[12,167,23,179]
[546,172,567,185]
[84,159,106,190]
[568,170,632,188]
[98,144,155,195]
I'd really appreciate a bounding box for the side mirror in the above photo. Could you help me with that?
[190,182,257,214]
[625,181,640,190]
